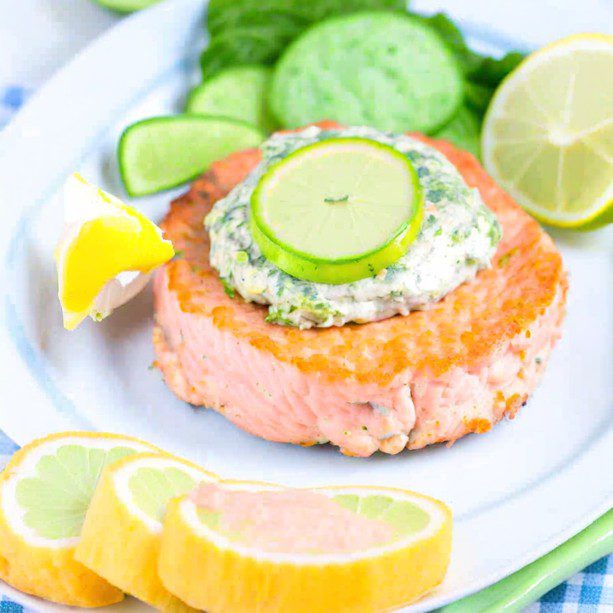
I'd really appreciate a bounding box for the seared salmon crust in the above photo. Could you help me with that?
[153,125,567,457]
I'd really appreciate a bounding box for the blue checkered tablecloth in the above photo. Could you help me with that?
[0,86,29,130]
[1,76,612,611]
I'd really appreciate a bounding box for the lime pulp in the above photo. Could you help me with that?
[250,138,424,284]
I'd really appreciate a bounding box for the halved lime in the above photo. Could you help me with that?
[250,138,423,284]
[435,106,482,158]
[118,115,265,197]
[186,65,277,133]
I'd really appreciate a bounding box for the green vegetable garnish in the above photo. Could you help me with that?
[186,65,277,133]
[118,115,265,197]
[199,2,524,159]
[269,12,464,134]
[434,107,481,157]
[202,0,407,79]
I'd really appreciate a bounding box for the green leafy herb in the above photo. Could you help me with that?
[498,247,519,267]
[221,278,236,298]
[413,12,482,76]
[235,250,249,263]
[468,52,525,86]
[203,0,408,78]
[415,12,525,125]
[202,2,525,160]
[324,195,349,203]
[435,106,481,157]
[464,81,495,115]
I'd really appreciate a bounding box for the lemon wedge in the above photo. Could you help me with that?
[482,34,613,229]
[76,452,217,612]
[159,481,452,612]
[0,432,158,607]
[55,173,175,330]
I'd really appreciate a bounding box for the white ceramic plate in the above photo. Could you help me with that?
[0,1,611,610]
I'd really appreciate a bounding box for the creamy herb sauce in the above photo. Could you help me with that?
[206,126,502,328]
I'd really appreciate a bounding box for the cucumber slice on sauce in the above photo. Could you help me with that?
[118,115,265,197]
[186,66,278,133]
[269,11,463,134]
[250,138,424,284]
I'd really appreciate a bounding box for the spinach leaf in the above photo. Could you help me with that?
[464,81,495,115]
[413,13,482,75]
[411,12,525,119]
[203,0,408,78]
[201,25,298,80]
[434,106,481,157]
[467,51,525,86]
[208,4,308,38]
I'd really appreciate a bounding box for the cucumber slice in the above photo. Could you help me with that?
[270,12,463,134]
[92,0,161,12]
[435,106,481,158]
[118,115,265,197]
[186,66,278,133]
[250,138,424,284]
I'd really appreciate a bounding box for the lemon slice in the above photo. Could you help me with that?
[76,452,217,612]
[0,432,158,607]
[55,173,175,330]
[250,138,424,284]
[159,481,452,611]
[482,34,613,229]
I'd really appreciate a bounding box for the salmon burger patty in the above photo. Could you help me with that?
[153,125,567,457]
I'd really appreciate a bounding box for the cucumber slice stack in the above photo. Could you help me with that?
[250,138,424,284]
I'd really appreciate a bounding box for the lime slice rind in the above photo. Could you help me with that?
[250,138,424,284]
[92,0,161,12]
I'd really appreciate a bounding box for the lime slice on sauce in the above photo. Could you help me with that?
[250,138,424,284]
